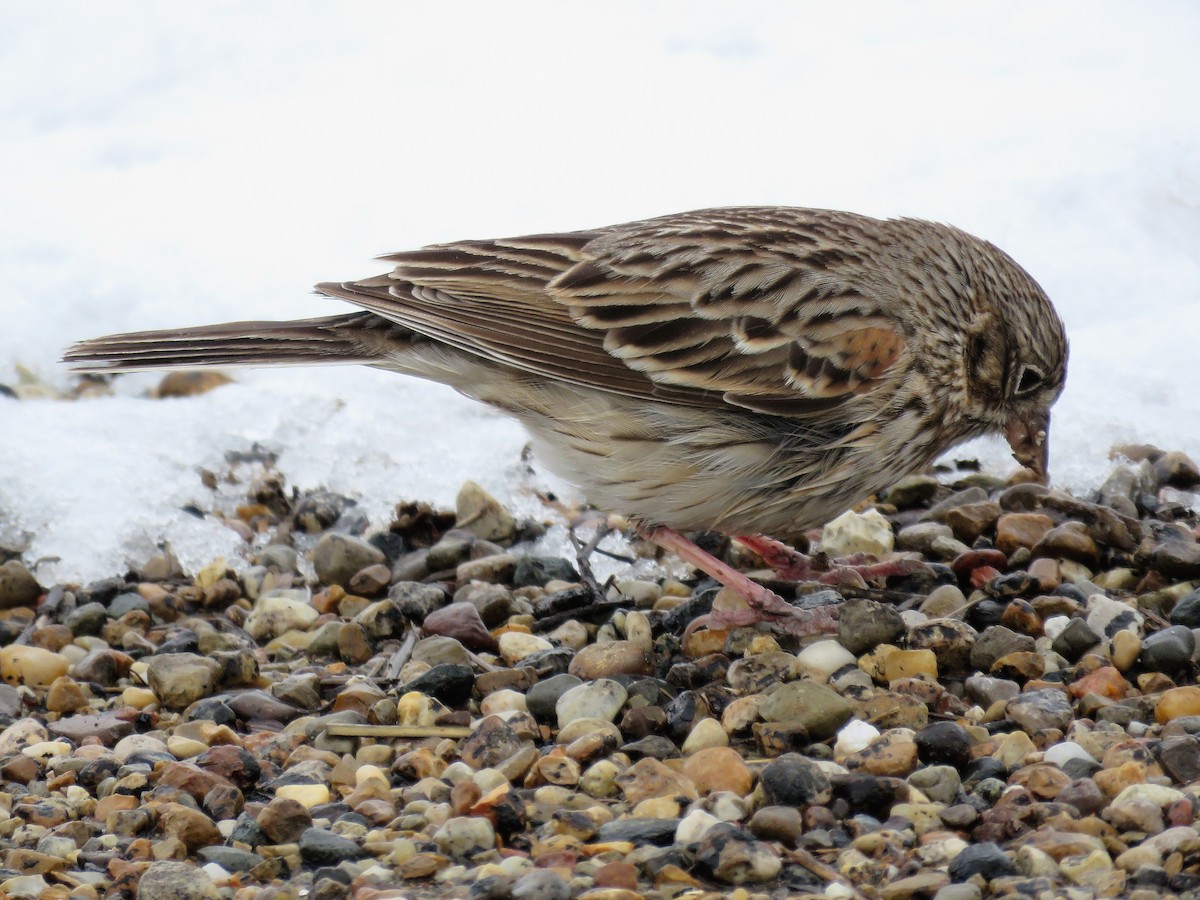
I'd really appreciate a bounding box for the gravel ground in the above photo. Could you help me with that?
[4,383,1200,899]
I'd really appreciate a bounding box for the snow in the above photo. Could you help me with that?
[2,2,1199,583]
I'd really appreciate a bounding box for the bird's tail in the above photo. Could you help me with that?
[61,312,385,373]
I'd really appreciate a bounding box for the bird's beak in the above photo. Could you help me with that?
[1006,410,1050,482]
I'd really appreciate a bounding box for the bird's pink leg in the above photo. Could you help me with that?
[735,534,925,585]
[643,527,838,637]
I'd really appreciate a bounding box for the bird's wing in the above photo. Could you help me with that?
[319,207,908,416]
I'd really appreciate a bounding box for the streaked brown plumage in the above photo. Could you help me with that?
[64,207,1068,625]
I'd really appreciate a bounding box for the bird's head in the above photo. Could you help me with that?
[955,243,1069,482]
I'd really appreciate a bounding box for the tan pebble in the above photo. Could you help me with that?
[0,645,69,689]
[527,755,581,788]
[165,736,208,759]
[45,676,89,714]
[883,649,938,682]
[1157,686,1200,723]
[681,746,751,796]
[155,370,232,398]
[994,731,1037,770]
[889,802,945,835]
[479,689,528,716]
[1109,630,1142,672]
[546,620,589,650]
[557,718,621,746]
[681,625,729,658]
[721,695,764,733]
[1094,761,1147,798]
[632,795,684,818]
[1027,557,1061,591]
[995,512,1054,554]
[122,687,158,709]
[623,610,653,652]
[497,631,552,664]
[567,640,653,679]
[858,643,899,682]
[681,717,729,753]
[274,784,331,808]
[1058,559,1095,583]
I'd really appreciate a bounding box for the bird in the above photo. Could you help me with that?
[64,206,1068,634]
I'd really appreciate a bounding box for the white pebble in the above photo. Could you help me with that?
[834,719,880,757]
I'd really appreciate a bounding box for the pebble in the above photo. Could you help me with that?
[820,508,894,557]
[6,459,1200,899]
[0,644,69,688]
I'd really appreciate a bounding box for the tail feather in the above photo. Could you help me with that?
[62,313,385,373]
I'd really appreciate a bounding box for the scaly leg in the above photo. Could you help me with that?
[644,527,839,637]
[735,534,924,585]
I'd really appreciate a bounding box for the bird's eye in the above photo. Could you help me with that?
[1013,364,1044,397]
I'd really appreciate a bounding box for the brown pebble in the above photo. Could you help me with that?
[681,747,752,796]
[568,640,655,679]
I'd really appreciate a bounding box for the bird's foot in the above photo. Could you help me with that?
[734,534,924,586]
[644,526,839,638]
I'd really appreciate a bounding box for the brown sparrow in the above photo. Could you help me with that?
[65,207,1068,632]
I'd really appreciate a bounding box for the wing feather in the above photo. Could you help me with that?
[319,207,910,417]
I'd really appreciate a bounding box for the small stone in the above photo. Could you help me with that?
[0,560,40,609]
[844,730,919,777]
[568,641,654,679]
[157,802,222,853]
[970,625,1035,671]
[913,584,963,621]
[682,747,752,796]
[693,822,782,884]
[1139,625,1195,672]
[423,604,495,654]
[1157,686,1200,723]
[945,501,1002,544]
[759,753,831,805]
[915,721,971,769]
[257,796,313,843]
[1156,735,1200,782]
[44,675,89,713]
[905,619,977,675]
[1033,522,1099,564]
[498,631,553,664]
[154,370,232,398]
[456,480,515,542]
[908,764,962,804]
[1109,628,1143,671]
[299,826,365,865]
[556,679,627,727]
[838,599,905,654]
[795,639,857,679]
[1168,587,1200,627]
[681,717,729,753]
[964,673,1020,707]
[244,591,320,641]
[995,513,1054,554]
[947,841,1017,882]
[883,648,939,682]
[0,645,69,689]
[137,860,221,899]
[434,816,494,859]
[1087,595,1145,638]
[512,869,572,900]
[1051,617,1102,660]
[820,508,894,558]
[312,533,387,588]
[146,653,220,709]
[759,680,853,740]
[1006,688,1073,734]
[748,805,803,847]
